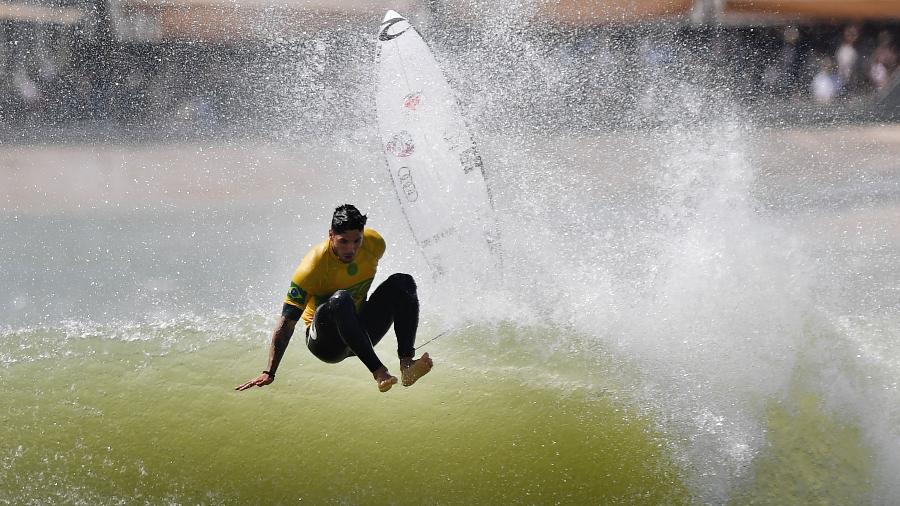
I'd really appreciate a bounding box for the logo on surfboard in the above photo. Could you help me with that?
[397,167,418,202]
[379,17,410,41]
[386,131,415,158]
[459,146,483,174]
[403,92,423,111]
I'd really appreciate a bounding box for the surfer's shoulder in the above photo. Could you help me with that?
[364,228,386,258]
[364,228,384,242]
[293,239,329,282]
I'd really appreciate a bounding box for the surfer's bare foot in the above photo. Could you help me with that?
[373,367,398,392]
[400,353,433,387]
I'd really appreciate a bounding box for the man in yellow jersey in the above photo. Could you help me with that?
[236,204,433,393]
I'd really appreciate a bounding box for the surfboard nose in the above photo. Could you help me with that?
[383,10,405,22]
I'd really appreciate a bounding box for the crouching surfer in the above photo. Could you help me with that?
[236,204,432,393]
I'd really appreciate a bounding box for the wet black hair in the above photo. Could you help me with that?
[331,204,367,233]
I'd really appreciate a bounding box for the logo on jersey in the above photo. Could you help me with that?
[321,279,373,311]
[345,278,374,305]
[386,131,415,158]
[347,262,358,276]
[287,282,307,305]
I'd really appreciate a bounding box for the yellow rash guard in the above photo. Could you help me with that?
[284,228,386,326]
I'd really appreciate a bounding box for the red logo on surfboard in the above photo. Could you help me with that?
[386,131,415,158]
[403,92,423,111]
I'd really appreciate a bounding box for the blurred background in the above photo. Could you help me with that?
[0,0,898,142]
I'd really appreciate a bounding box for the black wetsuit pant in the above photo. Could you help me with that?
[297,273,418,373]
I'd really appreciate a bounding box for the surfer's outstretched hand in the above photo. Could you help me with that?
[235,372,274,391]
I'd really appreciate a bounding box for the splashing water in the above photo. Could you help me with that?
[2,3,900,503]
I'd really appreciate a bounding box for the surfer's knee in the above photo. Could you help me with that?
[329,290,355,313]
[387,273,416,294]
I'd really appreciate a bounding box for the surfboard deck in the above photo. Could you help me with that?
[375,10,501,275]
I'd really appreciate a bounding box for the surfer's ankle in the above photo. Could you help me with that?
[400,353,433,387]
[373,367,397,392]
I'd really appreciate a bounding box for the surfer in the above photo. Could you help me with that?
[235,204,433,393]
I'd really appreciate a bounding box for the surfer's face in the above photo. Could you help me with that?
[329,229,363,263]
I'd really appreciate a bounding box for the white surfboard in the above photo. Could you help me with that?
[376,10,501,276]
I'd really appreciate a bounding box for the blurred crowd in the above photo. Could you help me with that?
[759,24,897,104]
[0,19,264,134]
[563,22,899,107]
[0,13,898,139]
[0,13,362,140]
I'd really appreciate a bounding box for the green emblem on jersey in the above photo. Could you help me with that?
[347,262,358,276]
[287,282,307,305]
[322,278,374,311]
[345,278,374,303]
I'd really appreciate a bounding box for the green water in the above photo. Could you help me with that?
[2,320,880,504]
[731,392,874,505]
[1,322,690,504]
